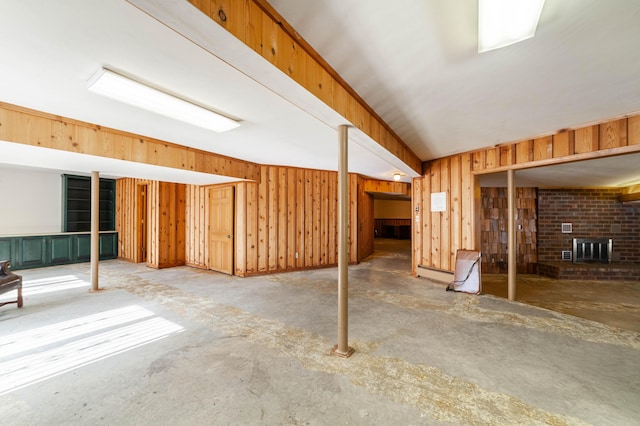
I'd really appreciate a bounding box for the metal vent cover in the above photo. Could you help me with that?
[561,223,572,233]
[562,250,572,261]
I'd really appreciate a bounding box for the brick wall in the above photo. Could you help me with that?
[538,189,640,263]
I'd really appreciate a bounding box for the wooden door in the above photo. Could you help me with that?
[208,186,234,274]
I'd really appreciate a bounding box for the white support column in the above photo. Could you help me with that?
[91,171,100,292]
[507,169,516,301]
[333,124,354,358]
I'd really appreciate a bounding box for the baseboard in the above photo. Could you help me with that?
[416,264,454,283]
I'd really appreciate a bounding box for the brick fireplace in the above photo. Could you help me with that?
[537,189,640,280]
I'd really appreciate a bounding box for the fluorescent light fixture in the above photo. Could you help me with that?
[87,68,239,132]
[478,0,545,53]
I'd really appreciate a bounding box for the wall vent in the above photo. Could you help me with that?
[561,250,572,261]
[561,223,572,233]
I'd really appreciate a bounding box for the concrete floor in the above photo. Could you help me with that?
[1,239,639,425]
[482,272,640,333]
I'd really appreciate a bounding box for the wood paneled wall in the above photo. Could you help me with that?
[182,166,366,276]
[185,185,209,269]
[413,154,475,273]
[187,0,421,174]
[413,113,640,274]
[117,178,186,269]
[116,178,146,263]
[0,102,260,181]
[147,181,186,269]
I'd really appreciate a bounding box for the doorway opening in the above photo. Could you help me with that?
[365,192,412,261]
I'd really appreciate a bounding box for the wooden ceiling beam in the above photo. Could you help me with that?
[0,102,261,182]
[188,0,422,175]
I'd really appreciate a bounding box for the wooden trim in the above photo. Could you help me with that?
[416,265,454,284]
[464,114,640,176]
[620,192,640,203]
[0,102,260,182]
[362,178,411,196]
[472,144,640,176]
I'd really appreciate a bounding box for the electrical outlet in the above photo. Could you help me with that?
[295,252,298,259]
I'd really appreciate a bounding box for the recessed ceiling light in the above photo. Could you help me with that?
[87,68,240,133]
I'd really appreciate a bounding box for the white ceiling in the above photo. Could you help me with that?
[1,0,639,188]
[269,0,640,159]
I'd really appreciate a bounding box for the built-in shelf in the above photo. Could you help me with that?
[63,174,115,233]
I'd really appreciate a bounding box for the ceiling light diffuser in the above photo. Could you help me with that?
[478,0,546,53]
[87,68,240,132]
[393,172,401,181]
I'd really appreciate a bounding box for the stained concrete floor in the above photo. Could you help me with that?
[1,239,639,425]
[482,273,640,333]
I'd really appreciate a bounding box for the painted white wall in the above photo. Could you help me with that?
[374,199,412,219]
[0,167,63,235]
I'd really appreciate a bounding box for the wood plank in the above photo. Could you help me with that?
[246,181,258,274]
[472,151,485,172]
[552,131,574,158]
[320,171,329,265]
[499,145,515,166]
[421,170,432,269]
[629,115,640,146]
[328,171,337,265]
[430,160,441,269]
[296,169,305,268]
[235,182,247,276]
[258,166,268,272]
[450,157,462,270]
[411,177,422,275]
[440,158,451,271]
[515,140,533,164]
[461,153,473,252]
[268,166,278,271]
[600,118,627,149]
[533,136,553,161]
[199,186,207,268]
[574,125,599,154]
[277,167,287,270]
[349,173,358,263]
[304,169,313,267]
[287,168,297,269]
[312,170,321,266]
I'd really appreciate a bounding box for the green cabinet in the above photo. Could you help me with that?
[0,232,118,270]
[63,175,115,232]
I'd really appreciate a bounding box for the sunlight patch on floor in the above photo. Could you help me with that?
[0,305,183,395]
